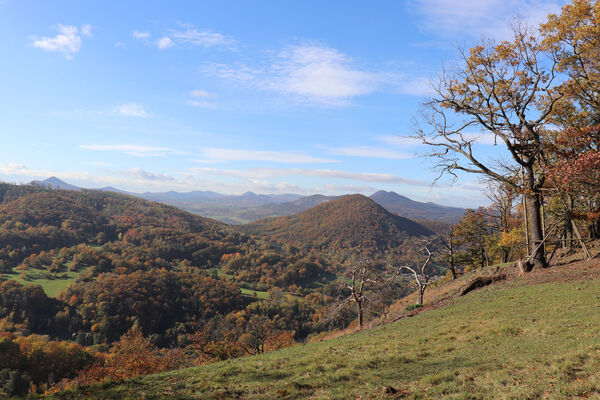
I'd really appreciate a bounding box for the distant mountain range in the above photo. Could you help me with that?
[28,177,467,224]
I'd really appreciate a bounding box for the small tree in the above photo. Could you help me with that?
[337,262,377,329]
[453,209,491,269]
[394,248,434,306]
[239,316,271,355]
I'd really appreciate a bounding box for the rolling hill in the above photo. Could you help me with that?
[240,194,432,251]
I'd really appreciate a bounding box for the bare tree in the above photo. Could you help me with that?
[414,25,564,269]
[338,262,377,329]
[394,248,435,306]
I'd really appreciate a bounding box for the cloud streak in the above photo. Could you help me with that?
[195,167,427,185]
[330,146,412,159]
[80,144,184,157]
[194,148,338,164]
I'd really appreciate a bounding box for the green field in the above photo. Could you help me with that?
[46,265,600,399]
[240,287,270,299]
[6,265,90,297]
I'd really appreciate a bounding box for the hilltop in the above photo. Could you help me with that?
[240,194,432,252]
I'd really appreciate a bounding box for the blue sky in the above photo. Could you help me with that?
[0,0,565,207]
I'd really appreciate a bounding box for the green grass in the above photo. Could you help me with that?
[6,265,90,297]
[240,287,270,299]
[46,275,600,399]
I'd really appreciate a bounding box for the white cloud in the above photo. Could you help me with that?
[123,167,174,181]
[80,144,184,157]
[330,146,412,159]
[190,89,217,98]
[410,0,563,38]
[31,24,92,59]
[194,148,338,164]
[156,36,175,50]
[113,102,152,118]
[170,25,235,48]
[132,30,150,39]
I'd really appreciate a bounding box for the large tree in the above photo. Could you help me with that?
[414,26,563,268]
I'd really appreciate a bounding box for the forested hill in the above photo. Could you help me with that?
[240,194,432,252]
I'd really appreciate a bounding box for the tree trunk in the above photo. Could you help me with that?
[500,249,508,264]
[526,192,547,268]
[417,285,424,305]
[523,164,547,269]
[449,235,457,279]
[357,302,363,329]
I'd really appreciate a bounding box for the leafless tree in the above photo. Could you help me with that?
[338,262,377,329]
[394,247,435,306]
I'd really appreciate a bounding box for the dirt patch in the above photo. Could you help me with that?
[459,274,507,296]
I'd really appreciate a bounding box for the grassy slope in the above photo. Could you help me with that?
[48,259,600,400]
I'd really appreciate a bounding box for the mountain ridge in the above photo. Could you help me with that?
[24,177,466,224]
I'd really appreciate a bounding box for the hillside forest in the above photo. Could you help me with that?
[2,0,600,397]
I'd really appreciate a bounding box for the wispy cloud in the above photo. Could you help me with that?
[409,0,562,38]
[170,24,235,48]
[80,144,184,157]
[193,148,338,164]
[132,24,234,51]
[201,62,259,83]
[330,146,412,159]
[195,167,427,185]
[113,102,152,118]
[31,24,92,60]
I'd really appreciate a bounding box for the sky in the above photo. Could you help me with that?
[0,0,566,208]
